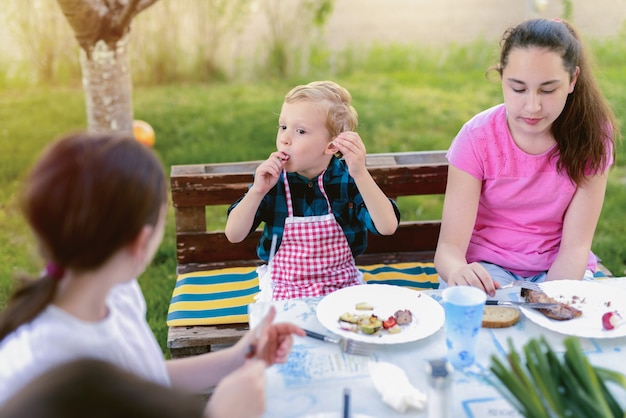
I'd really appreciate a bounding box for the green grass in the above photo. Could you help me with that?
[1,41,625,355]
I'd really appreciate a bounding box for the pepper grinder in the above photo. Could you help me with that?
[426,358,453,418]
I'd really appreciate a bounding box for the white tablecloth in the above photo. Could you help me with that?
[261,278,626,418]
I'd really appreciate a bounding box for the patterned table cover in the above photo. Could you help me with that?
[261,278,626,418]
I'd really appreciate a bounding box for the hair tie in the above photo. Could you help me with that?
[552,18,563,23]
[45,261,65,280]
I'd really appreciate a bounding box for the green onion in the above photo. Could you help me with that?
[524,339,565,415]
[563,337,615,417]
[488,337,625,418]
[489,339,549,418]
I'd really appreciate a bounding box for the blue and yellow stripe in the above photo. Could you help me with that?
[167,267,260,326]
[360,262,439,290]
[167,262,440,326]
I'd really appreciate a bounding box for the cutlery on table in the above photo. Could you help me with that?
[485,300,559,308]
[303,329,371,356]
[499,281,543,291]
[343,387,351,418]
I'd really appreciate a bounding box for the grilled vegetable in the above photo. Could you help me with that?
[358,315,382,335]
[382,316,397,329]
[339,312,358,324]
[387,324,401,334]
[338,320,359,332]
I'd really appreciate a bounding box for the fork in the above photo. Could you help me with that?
[303,329,371,356]
[499,280,543,291]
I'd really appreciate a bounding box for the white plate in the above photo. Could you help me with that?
[316,284,444,344]
[520,280,626,338]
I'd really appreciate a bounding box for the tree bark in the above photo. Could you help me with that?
[56,0,159,133]
[80,34,133,132]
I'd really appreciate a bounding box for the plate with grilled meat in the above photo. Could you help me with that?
[519,280,626,338]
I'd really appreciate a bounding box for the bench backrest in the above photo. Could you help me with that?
[171,151,448,274]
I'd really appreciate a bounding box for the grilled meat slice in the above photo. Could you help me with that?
[522,288,582,321]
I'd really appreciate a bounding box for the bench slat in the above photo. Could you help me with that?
[168,324,250,355]
[175,250,439,275]
[171,151,448,207]
[175,221,441,267]
[174,206,206,233]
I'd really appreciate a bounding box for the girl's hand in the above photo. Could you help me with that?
[447,262,498,297]
[249,306,305,365]
[333,132,367,178]
[205,359,267,418]
[251,152,288,195]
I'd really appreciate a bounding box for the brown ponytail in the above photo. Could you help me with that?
[0,275,58,341]
[0,131,166,342]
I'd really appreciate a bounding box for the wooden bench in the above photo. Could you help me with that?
[166,150,614,358]
[167,150,448,358]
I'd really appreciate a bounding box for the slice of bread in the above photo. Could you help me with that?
[482,306,521,328]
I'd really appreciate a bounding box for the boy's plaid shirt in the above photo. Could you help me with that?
[228,157,400,262]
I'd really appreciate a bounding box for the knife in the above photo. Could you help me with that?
[486,300,559,308]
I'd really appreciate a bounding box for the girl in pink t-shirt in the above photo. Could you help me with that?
[434,18,619,296]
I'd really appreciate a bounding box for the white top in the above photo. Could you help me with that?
[0,280,170,405]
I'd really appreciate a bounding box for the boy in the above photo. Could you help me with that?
[226,81,400,300]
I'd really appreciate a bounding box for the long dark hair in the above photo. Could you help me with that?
[496,18,619,185]
[0,132,167,342]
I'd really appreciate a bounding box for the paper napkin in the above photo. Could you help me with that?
[367,361,427,413]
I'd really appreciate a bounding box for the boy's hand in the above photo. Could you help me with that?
[251,152,288,194]
[333,132,367,178]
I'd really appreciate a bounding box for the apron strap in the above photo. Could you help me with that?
[317,171,332,215]
[282,170,294,217]
[282,169,332,216]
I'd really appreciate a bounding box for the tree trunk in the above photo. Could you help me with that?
[80,34,133,132]
[56,0,159,133]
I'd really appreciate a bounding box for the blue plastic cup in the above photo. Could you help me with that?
[441,286,486,369]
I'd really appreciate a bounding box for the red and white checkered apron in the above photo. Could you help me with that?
[271,170,361,300]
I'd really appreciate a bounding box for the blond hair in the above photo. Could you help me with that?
[284,80,358,138]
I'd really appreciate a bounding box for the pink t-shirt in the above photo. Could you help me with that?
[448,104,610,276]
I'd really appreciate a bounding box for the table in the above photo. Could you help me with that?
[260,278,626,418]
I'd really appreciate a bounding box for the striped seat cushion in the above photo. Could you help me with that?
[166,262,439,326]
[167,267,260,326]
[359,262,439,290]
